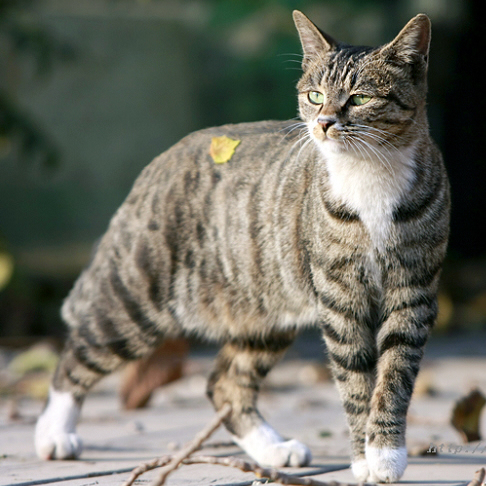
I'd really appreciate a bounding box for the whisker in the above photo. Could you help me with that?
[346,129,394,175]
[277,52,304,59]
[296,136,314,160]
[279,121,306,134]
[278,121,307,143]
[355,136,394,175]
[287,129,310,154]
[351,124,407,143]
[353,130,397,158]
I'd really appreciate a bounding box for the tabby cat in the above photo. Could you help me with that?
[35,10,450,483]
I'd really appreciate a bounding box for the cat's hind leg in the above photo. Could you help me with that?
[206,333,312,467]
[35,329,126,460]
[35,315,162,460]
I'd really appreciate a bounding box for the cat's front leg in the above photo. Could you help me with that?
[366,296,436,482]
[322,321,376,482]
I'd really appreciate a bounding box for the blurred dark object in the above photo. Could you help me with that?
[120,339,189,410]
[442,0,486,258]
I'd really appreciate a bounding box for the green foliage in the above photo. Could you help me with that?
[0,0,75,170]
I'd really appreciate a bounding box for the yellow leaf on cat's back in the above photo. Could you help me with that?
[209,136,240,164]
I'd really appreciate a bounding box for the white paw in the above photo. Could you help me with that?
[260,439,312,467]
[233,424,312,467]
[35,387,82,460]
[366,445,407,483]
[351,458,369,481]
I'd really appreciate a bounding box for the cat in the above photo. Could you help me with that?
[35,10,449,483]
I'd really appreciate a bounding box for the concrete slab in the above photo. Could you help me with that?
[1,335,486,486]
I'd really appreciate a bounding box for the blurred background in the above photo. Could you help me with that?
[0,0,485,346]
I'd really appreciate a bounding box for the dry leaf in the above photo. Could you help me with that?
[451,388,486,442]
[209,136,240,164]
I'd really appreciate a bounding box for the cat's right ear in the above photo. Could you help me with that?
[293,10,336,71]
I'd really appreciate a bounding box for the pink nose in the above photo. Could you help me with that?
[318,116,337,132]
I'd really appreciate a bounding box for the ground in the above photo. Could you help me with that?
[1,331,486,486]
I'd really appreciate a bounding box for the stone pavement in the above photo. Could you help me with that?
[1,332,486,486]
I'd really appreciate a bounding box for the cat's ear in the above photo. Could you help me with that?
[293,10,336,71]
[382,14,431,65]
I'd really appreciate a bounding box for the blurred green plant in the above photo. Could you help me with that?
[0,0,76,170]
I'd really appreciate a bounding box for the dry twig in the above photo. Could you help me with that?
[149,403,231,486]
[122,403,231,486]
[122,456,172,486]
[466,467,485,486]
[181,456,363,486]
[124,453,363,486]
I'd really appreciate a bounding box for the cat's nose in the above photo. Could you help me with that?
[318,116,337,132]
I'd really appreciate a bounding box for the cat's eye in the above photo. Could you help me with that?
[350,94,372,106]
[308,91,324,105]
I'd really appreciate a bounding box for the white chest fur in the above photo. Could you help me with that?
[319,142,417,252]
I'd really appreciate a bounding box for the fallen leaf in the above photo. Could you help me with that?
[209,136,240,164]
[451,388,486,442]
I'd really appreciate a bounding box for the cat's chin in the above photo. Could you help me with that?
[314,138,345,156]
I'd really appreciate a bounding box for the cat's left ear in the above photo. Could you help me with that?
[293,10,336,71]
[382,14,431,66]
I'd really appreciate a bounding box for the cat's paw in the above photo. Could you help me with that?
[233,424,312,467]
[366,445,407,483]
[351,458,369,481]
[260,439,312,467]
[35,388,82,460]
[35,429,83,460]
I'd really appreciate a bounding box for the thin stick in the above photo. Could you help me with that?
[125,454,360,486]
[122,456,171,486]
[150,403,232,486]
[466,467,485,486]
[182,456,364,486]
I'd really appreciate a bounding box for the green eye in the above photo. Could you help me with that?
[351,94,372,106]
[308,91,324,105]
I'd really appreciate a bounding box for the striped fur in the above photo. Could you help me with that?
[37,11,449,482]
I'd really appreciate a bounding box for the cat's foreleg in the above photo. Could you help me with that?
[206,335,312,467]
[366,299,434,483]
[322,322,376,482]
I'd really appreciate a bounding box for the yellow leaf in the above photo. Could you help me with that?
[0,252,14,291]
[209,136,240,164]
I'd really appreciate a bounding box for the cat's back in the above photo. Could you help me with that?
[138,119,301,189]
[62,119,318,338]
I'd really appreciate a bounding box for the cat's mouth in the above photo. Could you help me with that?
[308,121,345,153]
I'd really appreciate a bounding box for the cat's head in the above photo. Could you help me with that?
[293,11,431,158]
